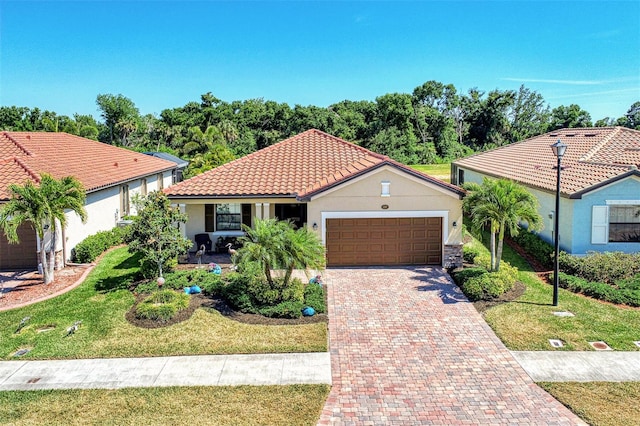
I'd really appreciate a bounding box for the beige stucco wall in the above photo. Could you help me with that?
[308,166,464,246]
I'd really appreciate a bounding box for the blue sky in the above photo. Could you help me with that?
[1,1,639,122]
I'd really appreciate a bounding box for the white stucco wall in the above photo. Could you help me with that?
[63,170,174,262]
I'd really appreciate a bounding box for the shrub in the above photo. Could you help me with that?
[258,300,305,318]
[72,226,128,263]
[462,245,482,264]
[304,283,326,314]
[135,290,190,321]
[558,251,640,285]
[454,263,518,301]
[451,267,487,287]
[557,273,640,307]
[511,230,555,268]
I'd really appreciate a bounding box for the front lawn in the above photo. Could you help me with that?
[0,385,330,425]
[540,382,640,426]
[481,242,640,351]
[0,247,327,359]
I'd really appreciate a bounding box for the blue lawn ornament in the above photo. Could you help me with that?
[302,306,316,316]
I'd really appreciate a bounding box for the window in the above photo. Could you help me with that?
[609,205,640,242]
[458,169,465,185]
[381,181,390,197]
[205,203,243,232]
[120,185,130,217]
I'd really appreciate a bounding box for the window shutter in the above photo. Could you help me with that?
[591,205,609,244]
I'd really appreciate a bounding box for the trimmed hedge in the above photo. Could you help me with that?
[558,251,640,285]
[462,245,482,264]
[451,263,518,302]
[133,268,225,295]
[557,272,640,307]
[511,230,555,268]
[72,226,128,263]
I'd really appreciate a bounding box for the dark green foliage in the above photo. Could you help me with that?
[223,273,324,319]
[557,273,640,307]
[304,283,326,314]
[135,290,190,321]
[462,245,482,264]
[72,227,128,263]
[511,230,555,268]
[133,268,224,295]
[258,301,305,318]
[452,263,518,301]
[558,251,640,285]
[451,267,487,287]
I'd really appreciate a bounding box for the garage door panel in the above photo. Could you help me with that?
[326,217,442,266]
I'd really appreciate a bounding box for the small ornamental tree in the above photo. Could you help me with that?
[125,191,191,279]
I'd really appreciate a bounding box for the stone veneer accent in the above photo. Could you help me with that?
[444,244,463,268]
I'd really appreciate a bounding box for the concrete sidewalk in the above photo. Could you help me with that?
[512,351,640,382]
[0,352,331,391]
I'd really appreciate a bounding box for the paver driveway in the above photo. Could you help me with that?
[318,267,585,425]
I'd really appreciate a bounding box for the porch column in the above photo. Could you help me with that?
[255,203,263,220]
[263,203,270,219]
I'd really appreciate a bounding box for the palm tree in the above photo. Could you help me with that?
[281,225,325,286]
[463,178,542,271]
[237,218,325,288]
[0,174,87,284]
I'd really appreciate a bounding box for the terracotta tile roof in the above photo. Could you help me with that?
[0,132,176,201]
[453,127,640,198]
[165,129,463,199]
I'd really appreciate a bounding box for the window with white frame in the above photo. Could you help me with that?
[592,203,640,244]
[381,181,390,197]
[609,205,640,242]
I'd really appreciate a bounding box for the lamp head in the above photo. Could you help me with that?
[550,139,568,159]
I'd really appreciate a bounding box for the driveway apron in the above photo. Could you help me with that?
[318,267,585,425]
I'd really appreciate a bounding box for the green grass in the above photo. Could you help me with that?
[479,238,640,351]
[410,163,451,182]
[0,247,327,360]
[0,385,330,425]
[539,382,640,426]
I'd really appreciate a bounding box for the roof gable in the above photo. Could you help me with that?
[453,127,640,197]
[0,132,176,200]
[165,129,463,199]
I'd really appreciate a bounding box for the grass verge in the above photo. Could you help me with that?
[0,247,327,359]
[410,163,451,182]
[481,241,640,351]
[539,382,640,426]
[0,385,330,425]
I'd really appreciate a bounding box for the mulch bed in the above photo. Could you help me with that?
[125,292,328,329]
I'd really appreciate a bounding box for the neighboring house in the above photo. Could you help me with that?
[164,129,465,267]
[452,126,640,255]
[0,132,177,270]
[143,151,189,183]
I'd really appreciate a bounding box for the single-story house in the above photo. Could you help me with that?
[452,126,640,255]
[0,131,177,270]
[164,129,465,267]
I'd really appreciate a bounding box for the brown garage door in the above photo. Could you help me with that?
[326,217,442,266]
[0,222,38,270]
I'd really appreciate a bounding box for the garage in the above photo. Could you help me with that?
[0,222,38,270]
[326,217,442,266]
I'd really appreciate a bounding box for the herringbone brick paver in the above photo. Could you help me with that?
[318,267,585,425]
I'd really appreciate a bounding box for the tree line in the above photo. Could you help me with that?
[2,81,639,177]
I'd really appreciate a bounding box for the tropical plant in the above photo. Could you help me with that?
[463,178,542,271]
[125,192,191,279]
[0,174,86,284]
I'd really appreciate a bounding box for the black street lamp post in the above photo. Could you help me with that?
[550,139,567,306]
